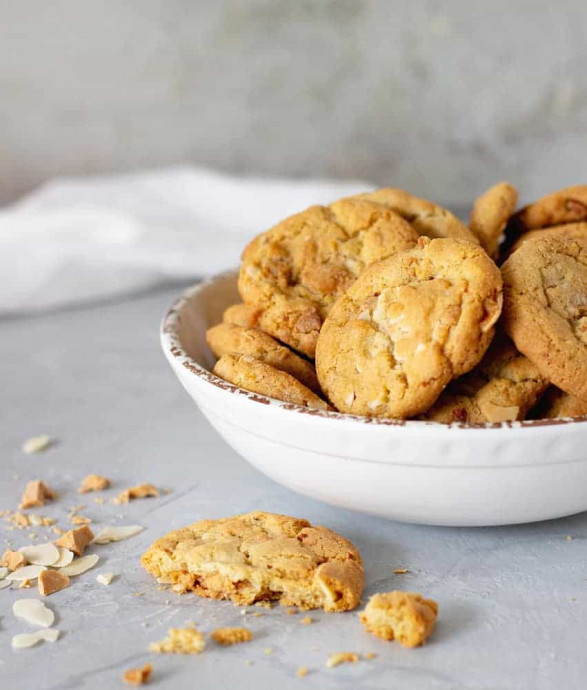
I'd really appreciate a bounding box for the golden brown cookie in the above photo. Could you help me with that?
[509,222,587,255]
[359,591,438,648]
[469,182,518,257]
[315,237,503,418]
[357,187,478,243]
[206,323,320,394]
[420,335,548,423]
[141,511,364,612]
[512,185,587,231]
[532,387,587,419]
[222,303,257,328]
[213,353,329,410]
[238,198,420,357]
[502,236,587,400]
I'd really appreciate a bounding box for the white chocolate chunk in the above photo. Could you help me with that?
[22,435,52,454]
[96,572,115,585]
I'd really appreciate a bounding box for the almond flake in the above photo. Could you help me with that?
[12,598,55,627]
[22,435,53,454]
[96,572,115,585]
[0,566,8,579]
[93,525,143,544]
[59,553,99,576]
[11,628,59,649]
[19,542,60,566]
[6,564,47,581]
[0,580,12,590]
[52,547,74,568]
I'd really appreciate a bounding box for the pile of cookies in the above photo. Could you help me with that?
[208,185,587,423]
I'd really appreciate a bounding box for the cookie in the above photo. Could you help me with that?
[206,323,321,394]
[359,591,438,648]
[469,182,518,257]
[501,235,587,400]
[222,303,257,328]
[213,353,329,410]
[512,185,587,231]
[141,511,364,612]
[238,198,420,357]
[532,387,587,420]
[315,237,503,418]
[356,188,478,243]
[421,335,548,423]
[509,222,587,255]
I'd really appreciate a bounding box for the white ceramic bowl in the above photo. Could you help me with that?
[161,271,587,527]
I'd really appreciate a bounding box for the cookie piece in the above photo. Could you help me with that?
[357,188,478,243]
[206,323,320,394]
[533,387,587,420]
[141,511,364,612]
[421,335,548,423]
[469,182,518,257]
[316,237,503,418]
[222,303,257,328]
[512,185,587,231]
[238,198,420,357]
[502,236,587,400]
[359,591,438,648]
[213,353,328,410]
[509,222,587,255]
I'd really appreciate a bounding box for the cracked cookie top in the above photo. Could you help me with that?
[141,511,364,612]
[238,198,420,358]
[420,334,548,423]
[315,237,503,418]
[356,187,479,243]
[502,235,587,400]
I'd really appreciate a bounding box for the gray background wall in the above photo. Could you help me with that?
[1,0,586,207]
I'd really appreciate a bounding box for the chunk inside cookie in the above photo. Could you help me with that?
[359,591,438,648]
[206,323,321,394]
[421,335,548,423]
[238,198,420,357]
[141,511,364,612]
[316,237,503,418]
[502,235,587,401]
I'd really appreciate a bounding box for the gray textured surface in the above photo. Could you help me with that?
[1,287,587,688]
[1,1,587,206]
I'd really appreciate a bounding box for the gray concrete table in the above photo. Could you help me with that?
[1,288,586,690]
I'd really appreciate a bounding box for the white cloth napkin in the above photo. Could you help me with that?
[0,166,372,315]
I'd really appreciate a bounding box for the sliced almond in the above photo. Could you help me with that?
[22,435,53,454]
[38,569,70,596]
[52,547,74,568]
[11,628,60,649]
[0,580,13,590]
[12,598,55,627]
[59,553,99,577]
[96,572,115,585]
[19,542,60,566]
[6,565,47,581]
[93,525,143,544]
[0,566,8,579]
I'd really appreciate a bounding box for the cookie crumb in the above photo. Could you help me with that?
[115,484,159,504]
[244,660,253,667]
[365,652,377,660]
[149,628,205,654]
[70,515,92,526]
[566,535,573,541]
[326,652,359,668]
[20,480,55,510]
[78,474,111,494]
[22,435,53,454]
[123,662,152,686]
[211,627,253,646]
[297,667,309,678]
[252,611,263,617]
[393,568,409,574]
[10,512,31,529]
[56,526,94,556]
[360,591,438,648]
[38,569,70,596]
[286,608,298,615]
[94,497,105,505]
[300,616,313,625]
[264,647,274,656]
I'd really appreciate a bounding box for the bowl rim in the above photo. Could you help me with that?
[161,270,587,432]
